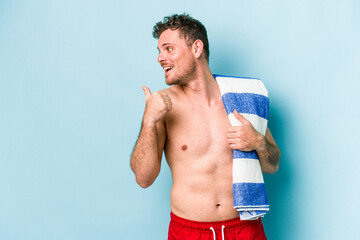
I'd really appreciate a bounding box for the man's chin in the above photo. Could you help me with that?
[165,77,178,86]
[165,74,192,85]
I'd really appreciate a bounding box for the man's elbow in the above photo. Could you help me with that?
[265,164,279,175]
[262,155,280,174]
[130,163,155,188]
[136,177,153,188]
[135,174,157,189]
[261,164,278,174]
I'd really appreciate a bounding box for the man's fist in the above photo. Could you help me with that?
[142,86,172,125]
[227,110,263,151]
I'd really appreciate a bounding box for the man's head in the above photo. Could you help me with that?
[153,14,209,63]
[153,14,209,85]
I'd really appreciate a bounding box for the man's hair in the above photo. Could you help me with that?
[153,14,210,62]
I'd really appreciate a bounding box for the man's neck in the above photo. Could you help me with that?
[180,65,221,107]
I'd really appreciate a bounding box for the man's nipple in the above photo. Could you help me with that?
[181,145,187,151]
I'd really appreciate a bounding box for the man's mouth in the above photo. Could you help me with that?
[163,66,173,73]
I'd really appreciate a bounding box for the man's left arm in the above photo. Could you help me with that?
[227,110,281,174]
[255,128,281,174]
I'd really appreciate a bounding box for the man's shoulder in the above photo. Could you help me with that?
[158,85,182,97]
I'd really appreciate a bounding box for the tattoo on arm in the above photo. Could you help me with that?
[265,141,280,167]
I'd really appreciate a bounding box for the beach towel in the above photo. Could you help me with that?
[215,74,269,220]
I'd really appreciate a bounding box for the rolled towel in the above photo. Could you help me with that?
[215,74,269,220]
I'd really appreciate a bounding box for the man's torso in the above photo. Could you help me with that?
[161,85,239,221]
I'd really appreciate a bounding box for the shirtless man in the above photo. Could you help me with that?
[130,14,280,240]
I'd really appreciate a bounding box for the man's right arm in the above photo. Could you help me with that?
[130,86,171,188]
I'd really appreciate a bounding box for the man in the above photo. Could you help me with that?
[130,14,280,240]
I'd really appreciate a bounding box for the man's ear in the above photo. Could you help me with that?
[192,40,204,59]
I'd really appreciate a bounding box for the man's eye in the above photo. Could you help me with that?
[167,47,173,52]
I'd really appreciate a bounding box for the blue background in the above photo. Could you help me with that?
[1,0,359,239]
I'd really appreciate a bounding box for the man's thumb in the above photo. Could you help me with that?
[233,109,248,124]
[142,86,151,101]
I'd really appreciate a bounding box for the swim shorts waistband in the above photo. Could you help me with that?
[170,212,260,231]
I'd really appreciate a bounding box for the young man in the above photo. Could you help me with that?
[130,14,280,240]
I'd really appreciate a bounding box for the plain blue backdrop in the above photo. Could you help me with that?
[1,0,359,239]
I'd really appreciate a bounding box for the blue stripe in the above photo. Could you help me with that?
[222,93,269,120]
[233,183,269,206]
[233,149,258,159]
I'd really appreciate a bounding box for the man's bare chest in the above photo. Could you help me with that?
[165,103,231,156]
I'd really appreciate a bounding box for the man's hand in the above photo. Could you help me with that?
[227,110,264,152]
[142,86,172,126]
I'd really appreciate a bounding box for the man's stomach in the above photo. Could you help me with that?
[169,173,239,222]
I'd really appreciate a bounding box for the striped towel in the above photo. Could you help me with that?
[215,74,270,220]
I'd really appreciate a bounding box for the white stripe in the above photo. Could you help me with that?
[233,158,264,183]
[228,113,267,135]
[216,77,268,97]
[239,212,262,220]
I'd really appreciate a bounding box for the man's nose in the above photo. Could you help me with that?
[157,52,166,63]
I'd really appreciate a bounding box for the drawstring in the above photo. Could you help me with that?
[209,225,226,240]
[221,225,225,240]
[210,227,216,240]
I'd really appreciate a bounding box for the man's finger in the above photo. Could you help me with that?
[229,143,238,150]
[227,138,238,144]
[228,126,243,133]
[227,132,238,139]
[141,86,152,101]
[162,95,171,101]
[233,109,248,124]
[164,100,172,107]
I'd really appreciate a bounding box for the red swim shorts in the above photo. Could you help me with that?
[168,212,267,240]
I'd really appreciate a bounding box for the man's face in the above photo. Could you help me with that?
[157,29,197,85]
